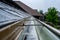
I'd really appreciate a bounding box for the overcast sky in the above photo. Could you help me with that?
[19,0,60,12]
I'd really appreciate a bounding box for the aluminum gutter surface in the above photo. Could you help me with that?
[36,19,60,37]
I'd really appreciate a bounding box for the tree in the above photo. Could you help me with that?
[39,10,43,15]
[45,7,58,25]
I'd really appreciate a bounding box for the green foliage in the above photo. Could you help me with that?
[45,7,59,25]
[54,25,60,29]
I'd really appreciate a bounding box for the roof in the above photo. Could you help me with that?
[14,1,42,16]
[0,1,30,27]
[0,0,26,12]
[1,0,42,16]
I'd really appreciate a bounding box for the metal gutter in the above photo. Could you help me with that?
[36,19,60,37]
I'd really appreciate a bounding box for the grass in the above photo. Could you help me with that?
[54,25,60,29]
[44,21,60,29]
